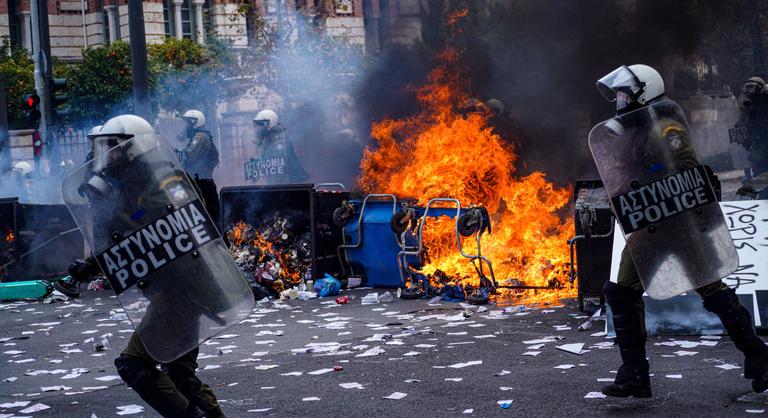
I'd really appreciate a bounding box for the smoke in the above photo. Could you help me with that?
[351,0,753,185]
[18,1,754,201]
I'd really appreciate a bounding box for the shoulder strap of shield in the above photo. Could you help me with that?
[704,165,721,201]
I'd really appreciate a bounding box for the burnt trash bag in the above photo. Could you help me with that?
[68,257,100,282]
[467,287,490,305]
[251,283,272,301]
[400,285,424,299]
[400,273,427,299]
[439,284,465,302]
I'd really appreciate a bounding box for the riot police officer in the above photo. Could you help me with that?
[590,65,768,398]
[76,114,231,418]
[734,77,768,178]
[179,109,221,225]
[244,109,308,184]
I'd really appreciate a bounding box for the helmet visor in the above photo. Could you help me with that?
[596,66,638,102]
[92,136,122,172]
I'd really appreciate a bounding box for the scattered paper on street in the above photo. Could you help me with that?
[383,392,408,400]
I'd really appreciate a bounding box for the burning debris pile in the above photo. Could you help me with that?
[226,213,312,295]
[358,47,575,304]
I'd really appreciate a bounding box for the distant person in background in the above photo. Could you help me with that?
[178,109,221,225]
[245,109,308,185]
[733,76,768,179]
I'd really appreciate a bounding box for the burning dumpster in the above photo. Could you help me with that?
[0,199,84,282]
[220,184,348,295]
[337,194,496,303]
[356,48,576,305]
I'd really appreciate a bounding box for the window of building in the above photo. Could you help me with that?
[163,1,172,36]
[181,1,193,38]
[162,0,210,41]
[100,0,110,44]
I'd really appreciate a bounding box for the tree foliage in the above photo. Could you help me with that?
[0,39,71,129]
[148,37,232,113]
[66,41,133,126]
[0,39,35,129]
[233,6,363,104]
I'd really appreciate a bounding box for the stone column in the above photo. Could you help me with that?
[17,11,31,51]
[172,0,184,39]
[105,5,117,43]
[192,0,205,44]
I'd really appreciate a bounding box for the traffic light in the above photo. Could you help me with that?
[32,130,42,159]
[20,93,41,127]
[51,78,69,124]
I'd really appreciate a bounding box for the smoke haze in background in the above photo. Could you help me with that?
[350,0,753,186]
[3,1,757,203]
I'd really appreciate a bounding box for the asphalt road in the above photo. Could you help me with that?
[1,288,767,417]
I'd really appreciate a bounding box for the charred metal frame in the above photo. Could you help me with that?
[395,198,498,290]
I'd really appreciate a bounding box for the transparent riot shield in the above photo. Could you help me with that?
[588,98,738,299]
[62,134,255,363]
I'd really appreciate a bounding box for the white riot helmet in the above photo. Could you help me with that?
[89,114,156,172]
[13,161,33,177]
[486,98,505,116]
[181,109,206,129]
[88,125,103,137]
[254,109,279,130]
[597,64,665,114]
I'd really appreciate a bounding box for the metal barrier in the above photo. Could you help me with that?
[396,198,497,291]
[54,128,89,169]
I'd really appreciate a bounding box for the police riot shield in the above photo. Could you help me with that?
[588,98,738,299]
[244,143,293,184]
[62,134,255,363]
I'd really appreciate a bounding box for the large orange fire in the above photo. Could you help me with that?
[358,49,575,304]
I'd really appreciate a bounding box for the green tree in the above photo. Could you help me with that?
[0,39,71,129]
[0,40,35,129]
[148,37,232,114]
[67,40,133,126]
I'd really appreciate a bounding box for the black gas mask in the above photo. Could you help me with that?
[184,118,197,139]
[743,77,766,107]
[253,119,270,145]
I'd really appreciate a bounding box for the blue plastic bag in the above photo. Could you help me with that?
[313,274,341,297]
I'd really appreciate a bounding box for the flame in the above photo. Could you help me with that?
[227,221,304,287]
[358,48,575,304]
[5,230,14,244]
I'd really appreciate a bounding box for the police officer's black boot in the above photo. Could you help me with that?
[601,282,652,398]
[703,287,768,393]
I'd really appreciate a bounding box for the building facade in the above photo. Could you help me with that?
[0,1,423,60]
